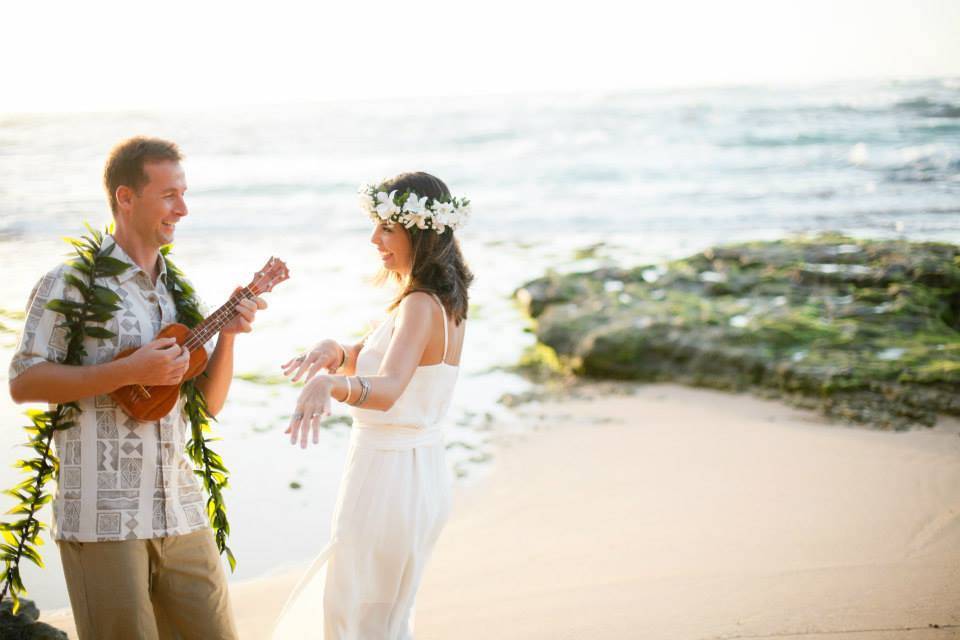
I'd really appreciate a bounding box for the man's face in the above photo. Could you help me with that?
[124,160,188,247]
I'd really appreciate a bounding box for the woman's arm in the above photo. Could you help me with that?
[285,293,436,447]
[306,294,433,410]
[338,340,365,376]
[281,336,368,382]
[344,292,433,410]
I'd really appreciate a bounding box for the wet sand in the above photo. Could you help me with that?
[44,383,960,638]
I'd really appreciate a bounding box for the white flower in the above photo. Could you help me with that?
[432,201,453,225]
[404,212,429,229]
[374,190,399,220]
[358,179,471,234]
[402,192,428,216]
[358,191,376,215]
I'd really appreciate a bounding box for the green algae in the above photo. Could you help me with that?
[0,308,26,336]
[515,233,960,430]
[513,342,577,381]
[235,372,290,386]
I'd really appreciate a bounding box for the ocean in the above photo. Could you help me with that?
[1,77,958,607]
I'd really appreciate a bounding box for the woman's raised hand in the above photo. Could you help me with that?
[285,375,333,448]
[281,340,344,383]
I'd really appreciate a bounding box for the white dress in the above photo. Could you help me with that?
[272,295,458,639]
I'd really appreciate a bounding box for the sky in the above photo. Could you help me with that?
[2,0,959,112]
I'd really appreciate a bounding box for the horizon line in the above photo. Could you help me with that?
[2,73,958,118]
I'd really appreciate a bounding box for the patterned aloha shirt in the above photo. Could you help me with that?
[9,236,214,542]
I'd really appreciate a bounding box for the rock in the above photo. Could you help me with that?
[0,599,68,639]
[0,599,40,623]
[515,233,960,430]
[23,622,68,640]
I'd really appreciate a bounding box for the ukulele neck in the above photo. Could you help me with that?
[183,287,257,351]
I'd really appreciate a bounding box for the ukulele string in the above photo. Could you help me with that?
[182,286,260,351]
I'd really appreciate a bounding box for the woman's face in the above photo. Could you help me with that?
[370,222,413,275]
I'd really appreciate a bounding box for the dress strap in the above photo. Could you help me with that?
[428,293,449,363]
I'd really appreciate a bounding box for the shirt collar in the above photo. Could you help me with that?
[105,235,168,286]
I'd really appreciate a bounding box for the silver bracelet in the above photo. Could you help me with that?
[343,376,353,404]
[355,376,371,406]
[355,377,366,406]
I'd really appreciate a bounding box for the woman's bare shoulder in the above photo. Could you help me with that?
[397,291,437,317]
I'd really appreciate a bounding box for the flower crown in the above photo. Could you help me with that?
[359,183,470,234]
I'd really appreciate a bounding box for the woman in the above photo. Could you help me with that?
[272,172,473,639]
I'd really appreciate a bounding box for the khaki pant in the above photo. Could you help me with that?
[58,528,238,640]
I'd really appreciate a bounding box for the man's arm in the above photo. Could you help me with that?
[193,291,266,417]
[10,359,135,405]
[8,267,189,407]
[9,337,191,405]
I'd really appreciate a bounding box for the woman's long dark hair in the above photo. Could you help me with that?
[375,172,473,325]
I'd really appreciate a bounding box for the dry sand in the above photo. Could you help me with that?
[43,384,960,639]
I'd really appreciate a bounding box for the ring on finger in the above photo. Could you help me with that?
[293,412,304,419]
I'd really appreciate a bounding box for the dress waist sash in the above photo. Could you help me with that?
[350,422,444,451]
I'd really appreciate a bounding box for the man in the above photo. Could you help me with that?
[8,136,265,639]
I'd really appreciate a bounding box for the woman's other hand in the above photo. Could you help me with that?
[281,339,344,383]
[285,375,333,448]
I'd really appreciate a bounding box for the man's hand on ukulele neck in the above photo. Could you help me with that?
[220,288,268,336]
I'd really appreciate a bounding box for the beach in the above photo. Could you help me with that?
[2,77,957,637]
[40,382,960,639]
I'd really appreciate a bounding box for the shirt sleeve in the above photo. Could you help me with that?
[9,266,77,379]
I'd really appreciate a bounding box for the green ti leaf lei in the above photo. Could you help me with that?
[0,227,234,613]
[161,245,236,572]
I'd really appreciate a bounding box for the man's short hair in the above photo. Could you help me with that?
[103,137,182,214]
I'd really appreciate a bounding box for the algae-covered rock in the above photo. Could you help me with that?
[0,599,68,639]
[515,233,960,429]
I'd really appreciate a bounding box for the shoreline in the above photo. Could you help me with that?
[42,382,960,639]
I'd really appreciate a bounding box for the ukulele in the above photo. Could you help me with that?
[110,257,290,421]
